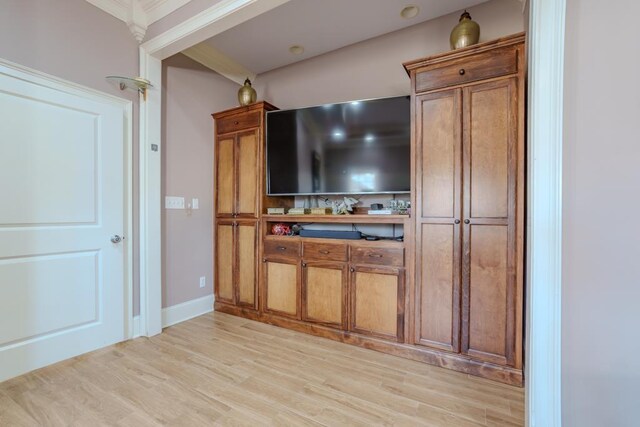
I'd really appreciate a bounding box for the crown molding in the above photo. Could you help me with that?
[86,0,193,42]
[182,42,255,86]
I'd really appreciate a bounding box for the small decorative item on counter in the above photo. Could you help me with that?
[287,208,311,215]
[267,207,285,215]
[310,207,332,215]
[450,10,480,50]
[332,197,359,215]
[237,78,257,106]
[271,223,291,236]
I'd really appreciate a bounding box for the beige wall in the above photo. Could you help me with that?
[562,0,640,425]
[253,0,524,109]
[161,54,238,308]
[0,0,142,314]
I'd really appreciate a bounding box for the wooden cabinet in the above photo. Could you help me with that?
[263,257,300,318]
[301,260,346,328]
[213,103,276,311]
[350,265,404,342]
[214,220,258,308]
[405,33,525,377]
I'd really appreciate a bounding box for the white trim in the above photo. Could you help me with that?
[143,0,193,24]
[85,0,129,22]
[0,57,135,353]
[183,42,256,85]
[162,295,215,328]
[137,0,291,338]
[140,0,292,59]
[526,0,565,426]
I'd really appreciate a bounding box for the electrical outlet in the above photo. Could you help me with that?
[199,276,206,288]
[165,196,185,209]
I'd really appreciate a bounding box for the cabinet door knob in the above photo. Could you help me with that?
[319,250,330,255]
[350,267,355,273]
[262,258,267,263]
[277,246,287,251]
[464,219,470,224]
[454,219,460,224]
[459,68,465,75]
[302,262,306,267]
[234,121,239,125]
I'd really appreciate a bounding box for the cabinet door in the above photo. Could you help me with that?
[236,221,258,308]
[350,266,404,341]
[414,89,462,352]
[302,261,346,329]
[263,257,300,318]
[236,130,259,217]
[461,78,518,367]
[215,136,235,217]
[215,221,235,304]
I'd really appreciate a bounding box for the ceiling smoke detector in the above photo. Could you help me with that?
[400,5,419,19]
[289,45,304,55]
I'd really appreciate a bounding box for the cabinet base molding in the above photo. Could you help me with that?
[214,302,523,386]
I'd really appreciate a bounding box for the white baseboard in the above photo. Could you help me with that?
[161,294,214,328]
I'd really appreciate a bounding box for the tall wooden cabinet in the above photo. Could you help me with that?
[404,33,525,381]
[213,102,276,310]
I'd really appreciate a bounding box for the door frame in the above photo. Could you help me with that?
[0,58,135,340]
[138,1,565,425]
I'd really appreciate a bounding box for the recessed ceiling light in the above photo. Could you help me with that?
[289,45,304,55]
[400,5,419,19]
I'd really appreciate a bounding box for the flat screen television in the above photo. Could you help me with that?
[266,96,411,196]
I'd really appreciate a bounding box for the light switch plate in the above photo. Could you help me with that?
[165,196,185,209]
[192,198,199,209]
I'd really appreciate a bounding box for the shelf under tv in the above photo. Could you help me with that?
[262,214,409,224]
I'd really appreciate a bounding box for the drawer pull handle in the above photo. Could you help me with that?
[459,68,465,75]
[319,250,330,254]
[369,254,383,258]
[234,121,239,125]
[277,246,287,251]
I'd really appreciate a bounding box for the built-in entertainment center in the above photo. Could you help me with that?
[212,33,525,386]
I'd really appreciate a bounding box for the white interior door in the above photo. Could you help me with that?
[0,62,130,382]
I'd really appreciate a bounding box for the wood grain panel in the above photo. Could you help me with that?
[468,83,511,218]
[264,239,301,258]
[302,241,348,262]
[350,247,404,268]
[351,268,401,340]
[465,225,508,365]
[215,222,234,303]
[265,260,299,317]
[417,224,459,352]
[302,263,345,328]
[237,222,256,307]
[237,131,259,216]
[419,90,461,218]
[215,137,235,217]
[216,111,260,134]
[414,46,517,93]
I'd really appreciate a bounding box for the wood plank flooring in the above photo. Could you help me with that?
[0,312,524,426]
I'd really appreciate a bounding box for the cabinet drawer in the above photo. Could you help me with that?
[264,239,301,258]
[303,242,348,262]
[216,111,260,134]
[415,47,517,92]
[350,247,404,267]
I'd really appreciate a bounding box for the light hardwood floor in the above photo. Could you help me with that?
[0,312,524,426]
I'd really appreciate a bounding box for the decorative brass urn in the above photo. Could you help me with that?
[450,10,480,50]
[237,78,257,106]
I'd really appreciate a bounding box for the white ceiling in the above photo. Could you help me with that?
[201,0,488,75]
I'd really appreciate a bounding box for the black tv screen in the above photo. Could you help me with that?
[266,96,411,196]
